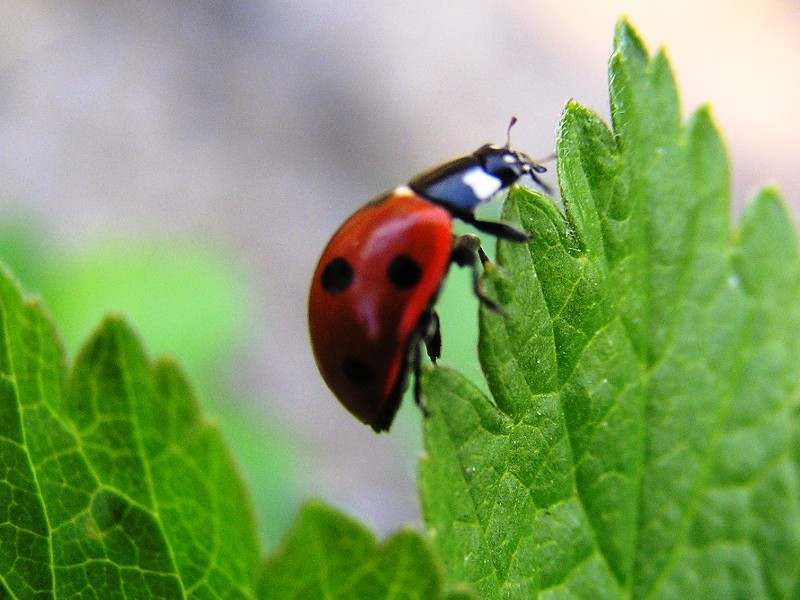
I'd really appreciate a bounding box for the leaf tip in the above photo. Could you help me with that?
[561,99,598,126]
[651,46,678,84]
[562,99,591,124]
[72,311,151,376]
[614,17,648,59]
[686,103,723,142]
[557,99,605,159]
[565,97,582,111]
[97,310,127,332]
[758,184,784,203]
[98,312,143,349]
[745,186,790,220]
[693,102,714,120]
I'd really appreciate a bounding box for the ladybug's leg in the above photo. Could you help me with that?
[418,309,441,363]
[453,209,531,242]
[527,165,553,194]
[410,340,430,417]
[451,234,504,314]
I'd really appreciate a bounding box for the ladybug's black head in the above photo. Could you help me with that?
[406,124,550,213]
[472,144,549,191]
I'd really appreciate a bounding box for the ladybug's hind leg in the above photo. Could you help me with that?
[409,309,440,420]
[451,234,504,315]
[410,340,430,418]
[419,309,441,364]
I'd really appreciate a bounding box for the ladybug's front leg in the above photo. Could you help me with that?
[452,208,531,242]
[451,234,505,314]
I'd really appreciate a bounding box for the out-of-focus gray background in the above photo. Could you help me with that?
[2,1,798,545]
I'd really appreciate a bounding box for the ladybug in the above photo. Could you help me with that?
[308,120,548,432]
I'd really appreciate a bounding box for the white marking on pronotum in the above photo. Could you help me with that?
[502,154,516,164]
[393,185,414,196]
[461,167,502,201]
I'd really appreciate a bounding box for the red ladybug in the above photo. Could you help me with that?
[308,122,547,432]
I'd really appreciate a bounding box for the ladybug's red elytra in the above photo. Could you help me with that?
[308,121,548,432]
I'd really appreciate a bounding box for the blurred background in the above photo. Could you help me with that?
[1,1,798,550]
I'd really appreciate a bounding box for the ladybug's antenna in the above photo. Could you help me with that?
[505,116,518,148]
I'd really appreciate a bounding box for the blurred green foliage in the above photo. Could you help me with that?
[0,215,301,548]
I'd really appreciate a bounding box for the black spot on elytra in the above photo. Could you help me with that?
[320,257,353,294]
[387,254,422,290]
[341,356,374,386]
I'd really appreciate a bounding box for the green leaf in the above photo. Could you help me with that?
[0,266,260,598]
[420,18,800,599]
[0,226,301,551]
[259,501,460,600]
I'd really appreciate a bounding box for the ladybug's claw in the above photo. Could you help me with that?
[478,294,505,316]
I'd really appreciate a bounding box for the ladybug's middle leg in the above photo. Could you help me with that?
[451,234,504,315]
